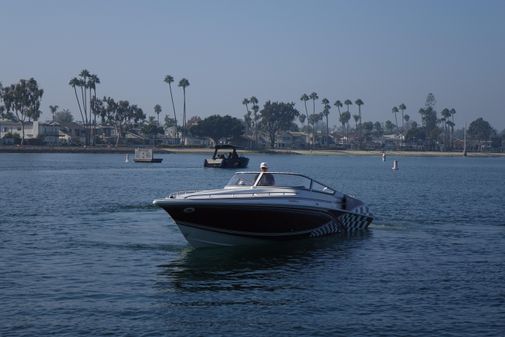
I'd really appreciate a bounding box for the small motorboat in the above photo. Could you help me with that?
[203,145,249,168]
[153,171,373,247]
[133,148,163,163]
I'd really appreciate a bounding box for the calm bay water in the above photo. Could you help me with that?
[1,152,504,336]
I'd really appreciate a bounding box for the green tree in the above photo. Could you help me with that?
[373,121,384,138]
[164,75,178,127]
[98,97,146,146]
[1,78,44,144]
[468,117,495,148]
[142,116,164,145]
[54,109,74,124]
[189,115,244,144]
[385,120,395,134]
[164,115,177,129]
[418,106,439,148]
[259,101,299,148]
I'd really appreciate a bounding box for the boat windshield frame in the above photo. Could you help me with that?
[225,172,336,195]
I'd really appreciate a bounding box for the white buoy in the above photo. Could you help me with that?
[392,160,399,170]
[125,154,129,163]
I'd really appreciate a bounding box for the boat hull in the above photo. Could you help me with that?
[133,158,163,163]
[204,157,249,168]
[155,201,373,247]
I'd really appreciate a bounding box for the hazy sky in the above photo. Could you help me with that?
[1,0,504,130]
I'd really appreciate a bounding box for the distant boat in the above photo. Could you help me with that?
[133,148,163,163]
[203,144,249,169]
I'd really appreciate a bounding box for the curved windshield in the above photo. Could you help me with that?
[226,173,258,187]
[225,172,335,194]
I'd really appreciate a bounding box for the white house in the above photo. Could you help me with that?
[0,120,59,144]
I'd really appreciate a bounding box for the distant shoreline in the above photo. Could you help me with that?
[1,145,504,157]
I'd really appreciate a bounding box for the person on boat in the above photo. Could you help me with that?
[257,162,275,186]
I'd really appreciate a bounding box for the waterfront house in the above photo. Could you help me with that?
[0,120,60,145]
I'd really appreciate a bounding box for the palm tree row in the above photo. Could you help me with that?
[163,75,190,142]
[298,94,365,146]
[68,69,100,145]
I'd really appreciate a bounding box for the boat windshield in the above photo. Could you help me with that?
[225,172,335,195]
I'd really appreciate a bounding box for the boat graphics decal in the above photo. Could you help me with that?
[338,205,374,231]
[309,220,342,237]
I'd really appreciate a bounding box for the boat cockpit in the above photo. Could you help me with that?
[225,172,336,195]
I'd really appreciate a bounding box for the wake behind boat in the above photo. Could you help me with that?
[153,172,374,248]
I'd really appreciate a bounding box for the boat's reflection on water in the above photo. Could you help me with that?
[156,231,372,292]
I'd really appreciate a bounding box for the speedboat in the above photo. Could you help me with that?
[203,144,249,168]
[153,172,373,248]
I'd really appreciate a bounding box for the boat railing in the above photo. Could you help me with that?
[169,190,298,199]
[168,190,199,198]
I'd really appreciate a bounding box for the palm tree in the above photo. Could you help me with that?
[353,114,360,129]
[340,111,351,144]
[164,75,177,128]
[354,99,364,126]
[298,114,306,126]
[441,108,451,148]
[178,78,190,141]
[49,105,59,122]
[79,69,90,115]
[309,92,319,115]
[450,108,456,123]
[450,108,456,148]
[242,98,251,139]
[242,98,250,115]
[344,99,353,113]
[308,93,318,146]
[334,100,343,131]
[308,112,323,148]
[300,94,310,137]
[403,114,410,130]
[392,106,399,132]
[398,103,406,128]
[69,77,84,127]
[88,74,100,145]
[154,104,162,124]
[250,96,259,146]
[321,98,330,146]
